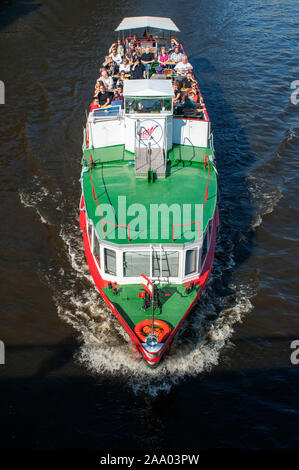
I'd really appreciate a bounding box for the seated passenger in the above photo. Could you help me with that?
[103,56,115,75]
[140,46,155,72]
[190,81,202,103]
[125,46,139,63]
[168,37,179,54]
[132,34,138,47]
[115,84,124,101]
[119,57,131,73]
[89,97,100,113]
[116,39,124,57]
[97,84,111,107]
[172,81,182,105]
[170,46,183,63]
[98,69,114,90]
[174,56,193,77]
[108,42,117,54]
[181,72,196,89]
[183,91,205,117]
[131,58,146,79]
[158,47,169,67]
[116,70,128,87]
[109,47,123,65]
[111,92,124,109]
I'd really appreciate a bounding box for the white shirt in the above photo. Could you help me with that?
[119,63,131,73]
[174,61,193,75]
[98,75,113,89]
[109,52,122,64]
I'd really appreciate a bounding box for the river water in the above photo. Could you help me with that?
[0,0,298,451]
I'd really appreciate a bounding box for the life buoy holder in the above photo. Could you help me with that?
[134,319,171,343]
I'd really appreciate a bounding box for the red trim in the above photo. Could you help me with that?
[80,195,219,364]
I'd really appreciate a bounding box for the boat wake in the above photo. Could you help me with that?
[18,172,281,397]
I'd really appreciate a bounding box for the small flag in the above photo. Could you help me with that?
[140,274,153,296]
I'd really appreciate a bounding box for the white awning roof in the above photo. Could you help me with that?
[115,16,180,32]
[123,79,174,97]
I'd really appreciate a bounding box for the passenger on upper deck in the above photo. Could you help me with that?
[158,47,169,67]
[97,84,112,107]
[125,46,139,63]
[140,46,155,72]
[119,57,131,73]
[116,39,124,57]
[174,55,193,77]
[172,81,182,106]
[89,97,100,113]
[131,58,146,79]
[103,56,114,75]
[116,71,128,87]
[168,37,179,54]
[132,34,138,47]
[116,84,124,102]
[109,47,123,65]
[111,92,124,109]
[98,68,114,90]
[183,91,205,118]
[170,46,183,63]
[181,72,196,89]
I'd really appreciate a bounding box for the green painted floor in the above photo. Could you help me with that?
[82,144,217,245]
[103,283,200,329]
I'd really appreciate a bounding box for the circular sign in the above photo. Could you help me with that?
[137,119,163,146]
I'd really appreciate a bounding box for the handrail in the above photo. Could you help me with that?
[172,154,210,241]
[88,155,131,242]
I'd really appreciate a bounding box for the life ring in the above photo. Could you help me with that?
[134,319,171,343]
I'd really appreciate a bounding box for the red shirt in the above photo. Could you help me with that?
[90,101,100,112]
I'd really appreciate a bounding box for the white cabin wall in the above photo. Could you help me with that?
[89,119,125,149]
[124,116,136,153]
[173,118,210,148]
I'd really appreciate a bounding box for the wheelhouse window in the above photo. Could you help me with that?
[123,251,150,277]
[152,251,179,278]
[185,248,198,276]
[104,248,116,275]
[125,97,172,114]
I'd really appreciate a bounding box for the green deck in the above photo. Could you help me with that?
[82,144,217,245]
[103,282,200,329]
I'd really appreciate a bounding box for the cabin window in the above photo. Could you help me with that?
[185,248,198,276]
[125,97,172,114]
[88,220,93,245]
[93,234,100,262]
[123,251,150,277]
[104,248,116,275]
[152,251,179,278]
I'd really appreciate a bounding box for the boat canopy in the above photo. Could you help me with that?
[115,16,180,32]
[123,79,174,97]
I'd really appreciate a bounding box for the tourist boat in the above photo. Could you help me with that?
[79,16,219,366]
